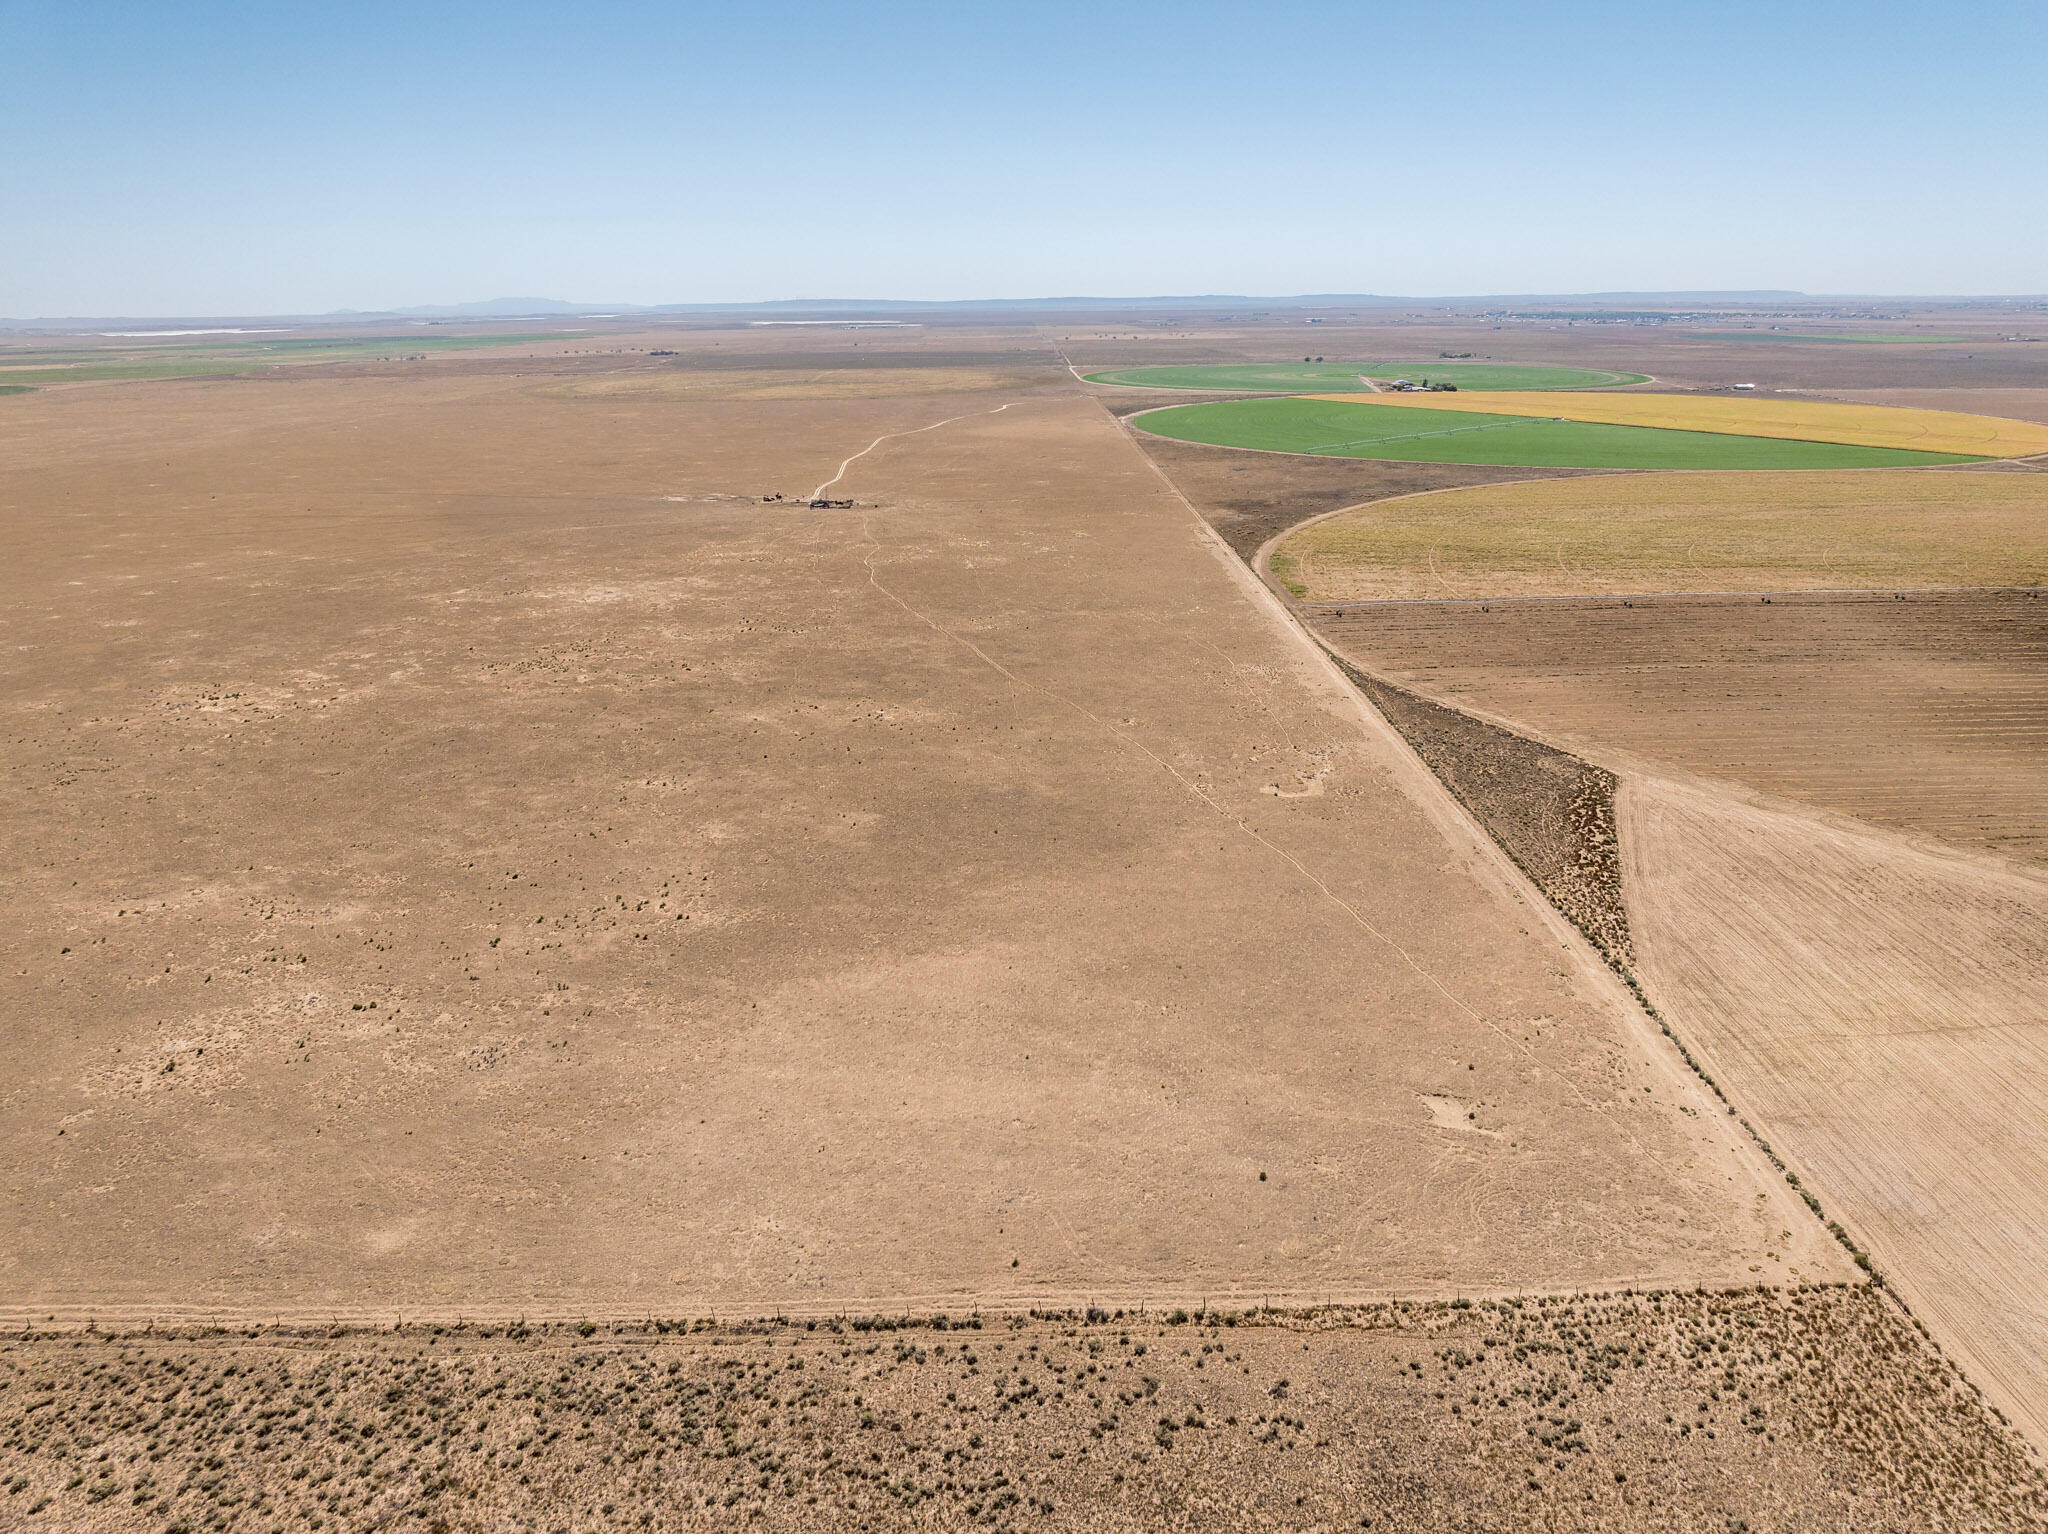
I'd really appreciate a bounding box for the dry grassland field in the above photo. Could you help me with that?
[1276,469,2048,601]
[3,331,1825,1318]
[6,309,2048,1529]
[1281,471,2048,860]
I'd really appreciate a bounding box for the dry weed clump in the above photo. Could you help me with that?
[1332,659,1631,964]
[2,1288,2041,1533]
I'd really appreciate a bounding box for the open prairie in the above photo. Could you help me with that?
[12,311,2048,1528]
[1,328,1827,1329]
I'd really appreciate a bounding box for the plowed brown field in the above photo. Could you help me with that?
[1307,590,2048,864]
[1623,774,2048,1448]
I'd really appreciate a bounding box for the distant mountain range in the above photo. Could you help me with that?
[13,291,2041,328]
[365,291,1818,319]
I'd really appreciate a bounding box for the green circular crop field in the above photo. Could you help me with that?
[1083,361,1648,392]
[1134,397,1985,471]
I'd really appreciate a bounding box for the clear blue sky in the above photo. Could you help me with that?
[3,0,2043,316]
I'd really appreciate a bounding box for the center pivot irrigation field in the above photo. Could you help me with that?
[1084,361,1647,392]
[1313,389,2048,457]
[1137,395,1995,470]
[1135,386,2048,471]
[1275,469,2048,601]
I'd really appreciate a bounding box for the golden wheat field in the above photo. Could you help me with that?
[1308,390,2048,458]
[1271,469,2048,602]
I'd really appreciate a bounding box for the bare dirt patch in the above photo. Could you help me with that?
[1,345,1829,1325]
[1833,387,2048,429]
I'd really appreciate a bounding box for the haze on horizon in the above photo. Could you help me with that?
[2,0,2044,319]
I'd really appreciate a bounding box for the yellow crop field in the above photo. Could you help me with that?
[1308,390,2048,458]
[1271,469,2048,602]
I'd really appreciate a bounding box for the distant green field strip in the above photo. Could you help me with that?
[1135,398,1987,470]
[0,384,34,396]
[0,360,260,384]
[1687,332,1971,344]
[1084,361,1647,392]
[4,333,578,362]
[0,332,583,384]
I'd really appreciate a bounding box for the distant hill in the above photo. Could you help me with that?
[377,298,608,317]
[352,292,1826,320]
[21,291,2047,329]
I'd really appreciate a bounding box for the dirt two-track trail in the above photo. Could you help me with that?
[1,357,1832,1331]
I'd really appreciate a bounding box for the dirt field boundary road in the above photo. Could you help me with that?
[808,401,1012,499]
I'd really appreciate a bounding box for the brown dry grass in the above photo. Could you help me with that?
[1274,470,2048,602]
[0,336,1828,1326]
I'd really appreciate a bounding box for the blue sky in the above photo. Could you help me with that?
[3,0,2043,315]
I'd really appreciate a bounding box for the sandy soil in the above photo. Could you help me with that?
[1621,774,2048,1448]
[0,344,1829,1324]
[7,1289,2041,1534]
